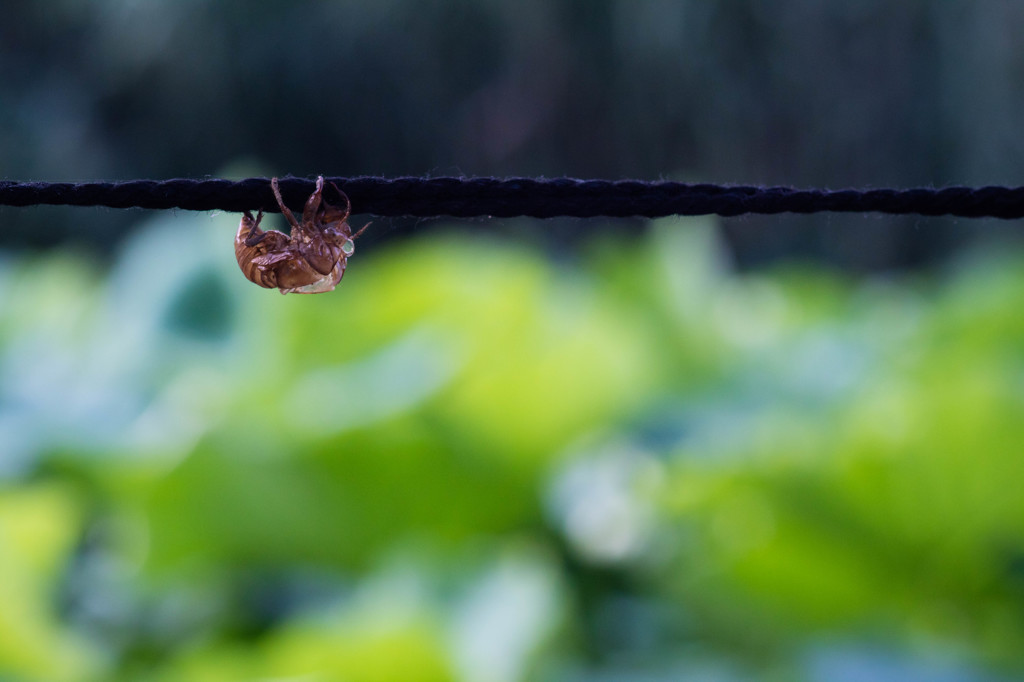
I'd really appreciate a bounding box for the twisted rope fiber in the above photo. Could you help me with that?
[2,177,1024,219]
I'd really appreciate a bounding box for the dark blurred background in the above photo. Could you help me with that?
[3,1,1024,267]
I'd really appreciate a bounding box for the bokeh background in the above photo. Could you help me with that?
[2,2,1024,680]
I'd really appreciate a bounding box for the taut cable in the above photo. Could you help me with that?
[2,177,1024,219]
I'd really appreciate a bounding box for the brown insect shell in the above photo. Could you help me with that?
[234,212,290,289]
[284,222,356,295]
[296,181,353,277]
[234,177,357,294]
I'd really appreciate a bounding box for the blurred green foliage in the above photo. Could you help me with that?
[0,212,1022,680]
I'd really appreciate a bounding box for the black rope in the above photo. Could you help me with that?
[2,177,1024,219]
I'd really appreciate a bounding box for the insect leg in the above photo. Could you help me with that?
[328,181,352,221]
[271,177,302,231]
[242,210,269,246]
[302,176,325,225]
[351,221,371,240]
